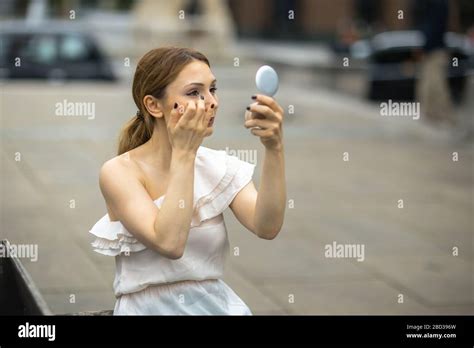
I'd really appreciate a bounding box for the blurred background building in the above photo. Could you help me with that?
[1,0,473,99]
[2,0,473,53]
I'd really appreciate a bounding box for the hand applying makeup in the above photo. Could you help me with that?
[244,94,284,151]
[167,95,214,156]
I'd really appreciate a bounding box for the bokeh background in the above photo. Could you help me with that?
[1,0,473,314]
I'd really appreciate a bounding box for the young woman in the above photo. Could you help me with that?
[89,47,286,315]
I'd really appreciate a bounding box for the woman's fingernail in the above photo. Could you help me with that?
[251,95,257,100]
[174,103,178,109]
[246,106,250,111]
[210,104,215,109]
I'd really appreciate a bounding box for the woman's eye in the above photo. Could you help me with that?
[187,88,217,97]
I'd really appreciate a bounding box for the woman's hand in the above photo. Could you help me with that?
[244,94,284,151]
[167,96,212,155]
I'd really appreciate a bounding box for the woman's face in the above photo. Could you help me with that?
[162,60,219,136]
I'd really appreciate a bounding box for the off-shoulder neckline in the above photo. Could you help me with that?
[106,147,230,224]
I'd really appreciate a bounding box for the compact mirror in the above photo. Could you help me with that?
[246,65,279,125]
[255,65,279,97]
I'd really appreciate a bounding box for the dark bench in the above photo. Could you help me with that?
[1,239,112,315]
[0,239,52,315]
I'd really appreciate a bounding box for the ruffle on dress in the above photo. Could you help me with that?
[90,216,147,256]
[89,146,255,256]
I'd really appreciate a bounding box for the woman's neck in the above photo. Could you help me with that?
[141,120,172,171]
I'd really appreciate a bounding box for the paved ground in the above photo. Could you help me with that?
[1,61,473,315]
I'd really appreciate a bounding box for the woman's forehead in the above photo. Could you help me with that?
[173,61,216,87]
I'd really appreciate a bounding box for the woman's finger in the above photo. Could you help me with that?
[244,118,274,130]
[167,102,181,130]
[194,96,206,129]
[202,102,214,128]
[250,127,273,137]
[178,103,186,115]
[176,101,196,128]
[252,94,284,114]
[244,102,259,121]
[247,104,282,122]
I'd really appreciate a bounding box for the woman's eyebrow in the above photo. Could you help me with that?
[185,79,217,87]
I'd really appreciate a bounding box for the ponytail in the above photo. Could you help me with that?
[117,111,153,155]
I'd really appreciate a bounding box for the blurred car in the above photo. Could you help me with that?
[351,31,472,103]
[0,22,116,81]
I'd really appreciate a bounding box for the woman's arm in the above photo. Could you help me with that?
[99,150,195,259]
[254,146,286,238]
[100,99,211,259]
[230,94,286,240]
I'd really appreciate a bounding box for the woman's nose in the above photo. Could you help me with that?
[202,94,217,108]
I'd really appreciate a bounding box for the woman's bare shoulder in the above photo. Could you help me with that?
[101,151,144,178]
[99,151,147,198]
[99,152,146,219]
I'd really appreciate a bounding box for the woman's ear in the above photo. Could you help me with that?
[143,95,164,119]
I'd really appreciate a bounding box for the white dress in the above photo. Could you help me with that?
[89,146,255,315]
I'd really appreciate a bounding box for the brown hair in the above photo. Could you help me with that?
[117,46,210,155]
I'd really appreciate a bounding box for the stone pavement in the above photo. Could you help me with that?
[1,62,472,314]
